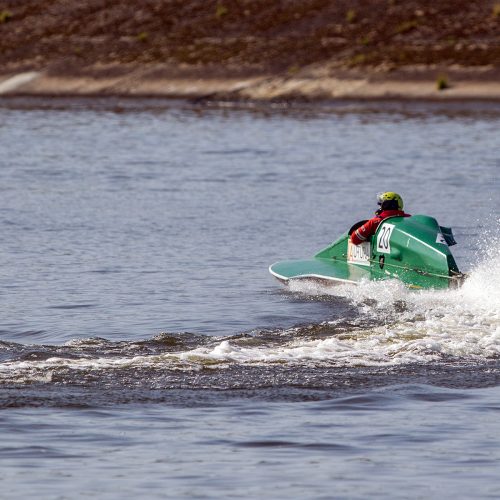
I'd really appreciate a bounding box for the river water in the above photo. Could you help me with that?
[0,97,499,498]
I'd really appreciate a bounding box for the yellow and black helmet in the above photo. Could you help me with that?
[377,192,404,210]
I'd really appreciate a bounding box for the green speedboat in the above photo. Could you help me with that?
[269,215,465,289]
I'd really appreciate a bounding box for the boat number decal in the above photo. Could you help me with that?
[347,240,371,266]
[376,223,395,254]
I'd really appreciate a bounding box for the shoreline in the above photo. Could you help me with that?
[2,67,500,102]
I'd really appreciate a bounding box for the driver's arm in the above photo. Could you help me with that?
[351,219,376,245]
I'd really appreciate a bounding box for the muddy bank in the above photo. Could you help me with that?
[1,0,499,100]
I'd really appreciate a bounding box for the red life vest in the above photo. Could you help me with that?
[351,210,410,245]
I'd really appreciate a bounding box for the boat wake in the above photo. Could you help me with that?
[0,242,498,405]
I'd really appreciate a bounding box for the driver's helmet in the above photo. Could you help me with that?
[377,192,404,211]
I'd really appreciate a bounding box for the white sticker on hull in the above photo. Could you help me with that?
[347,240,371,266]
[376,223,395,254]
[436,232,448,245]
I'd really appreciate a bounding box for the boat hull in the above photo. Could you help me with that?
[269,259,370,285]
[270,215,465,290]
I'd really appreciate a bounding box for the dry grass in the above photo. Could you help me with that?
[0,0,498,73]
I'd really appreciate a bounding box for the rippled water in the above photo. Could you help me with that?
[0,97,499,497]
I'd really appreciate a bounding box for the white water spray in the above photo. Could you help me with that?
[0,232,498,376]
[184,243,500,367]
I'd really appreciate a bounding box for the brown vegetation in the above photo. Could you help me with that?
[1,0,499,77]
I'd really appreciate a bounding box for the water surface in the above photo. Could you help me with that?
[0,97,499,498]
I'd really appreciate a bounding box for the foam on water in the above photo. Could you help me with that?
[0,230,498,379]
[176,247,500,368]
[0,252,498,378]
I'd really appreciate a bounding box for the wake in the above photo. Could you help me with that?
[1,234,498,377]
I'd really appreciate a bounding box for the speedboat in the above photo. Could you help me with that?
[269,215,466,289]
